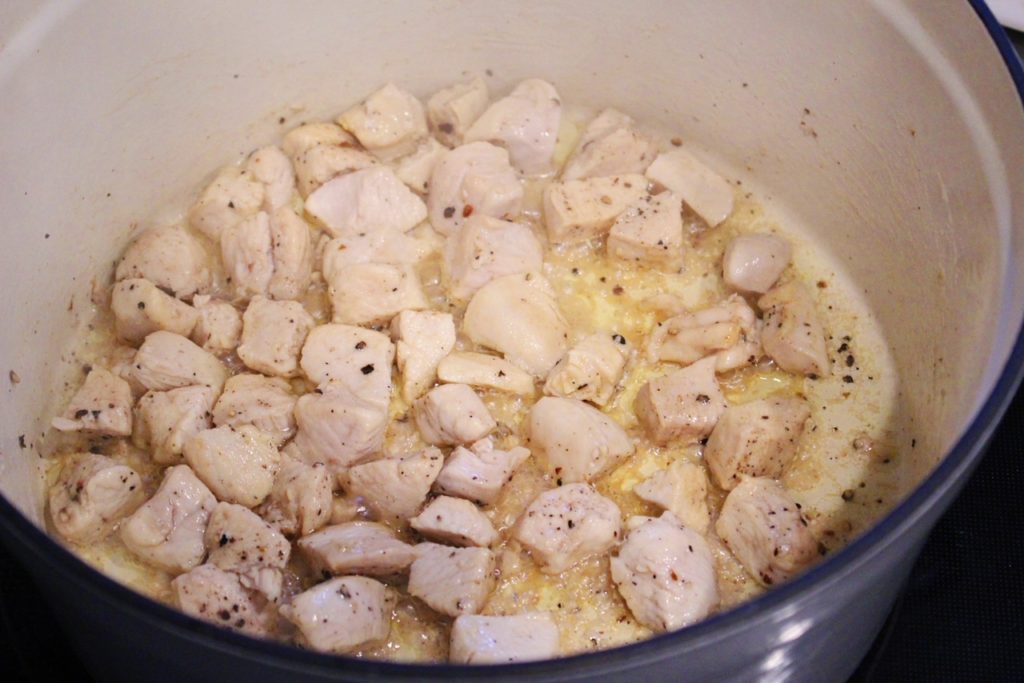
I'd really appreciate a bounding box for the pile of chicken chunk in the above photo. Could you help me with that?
[48,77,829,663]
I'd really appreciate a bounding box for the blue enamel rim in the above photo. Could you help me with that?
[1,2,1022,680]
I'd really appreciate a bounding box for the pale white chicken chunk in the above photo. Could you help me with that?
[464,78,561,175]
[267,206,314,300]
[297,522,417,577]
[305,167,427,238]
[211,374,297,447]
[111,278,198,344]
[611,513,719,632]
[543,333,628,406]
[513,483,621,574]
[319,225,440,275]
[716,477,818,587]
[414,384,496,446]
[635,356,726,445]
[393,136,447,194]
[205,502,290,575]
[407,543,496,617]
[434,438,531,505]
[462,273,570,377]
[543,174,648,244]
[758,281,830,378]
[282,121,356,158]
[450,613,560,664]
[292,381,388,473]
[723,233,792,294]
[427,76,489,147]
[183,425,281,508]
[633,461,710,534]
[237,296,314,378]
[52,367,134,437]
[172,563,276,636]
[436,351,536,396]
[645,149,734,227]
[282,122,377,197]
[607,192,685,272]
[245,145,295,211]
[409,496,498,547]
[115,225,212,300]
[134,385,217,464]
[427,142,523,236]
[190,295,242,355]
[220,211,274,300]
[257,455,332,538]
[648,295,762,373]
[49,454,145,544]
[120,465,217,573]
[528,397,634,483]
[337,83,428,161]
[132,331,228,392]
[282,576,394,653]
[347,447,444,520]
[390,310,455,402]
[444,215,543,300]
[327,262,428,326]
[300,324,395,405]
[562,108,658,181]
[188,166,264,240]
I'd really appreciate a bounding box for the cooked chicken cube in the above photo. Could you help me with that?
[758,281,830,378]
[267,206,314,300]
[115,225,212,300]
[543,174,648,244]
[298,522,417,577]
[434,438,531,505]
[300,324,395,405]
[528,397,634,483]
[648,295,762,373]
[282,122,377,197]
[173,564,277,636]
[393,136,447,194]
[283,576,394,653]
[704,397,811,490]
[292,381,388,473]
[282,121,356,159]
[245,145,295,211]
[52,367,134,437]
[319,225,440,275]
[183,425,281,508]
[644,149,734,227]
[120,465,217,573]
[111,278,199,344]
[205,502,290,576]
[347,447,444,520]
[635,357,726,445]
[633,461,710,534]
[414,384,497,446]
[257,455,333,537]
[190,295,242,355]
[48,454,145,544]
[407,544,496,617]
[337,83,428,161]
[465,78,561,175]
[327,262,428,326]
[610,512,719,632]
[723,233,792,294]
[390,310,455,402]
[211,374,297,447]
[134,385,217,464]
[513,483,621,574]
[462,273,570,377]
[607,192,685,272]
[132,331,229,392]
[716,477,818,586]
[450,613,560,664]
[188,166,264,240]
[220,211,274,299]
[409,496,498,547]
[543,333,628,406]
[305,167,427,239]
[427,142,523,237]
[444,215,543,300]
[562,108,658,181]
[436,351,536,396]
[427,76,490,147]
[237,296,314,378]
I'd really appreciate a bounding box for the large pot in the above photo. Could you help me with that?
[1,1,1022,681]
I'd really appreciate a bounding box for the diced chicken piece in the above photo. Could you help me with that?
[414,384,496,446]
[286,123,378,197]
[292,381,388,473]
[465,79,562,175]
[237,296,314,378]
[635,356,726,445]
[723,233,792,294]
[562,108,659,181]
[543,174,648,244]
[283,122,356,158]
[427,142,523,236]
[190,295,242,355]
[758,281,830,378]
[120,465,217,573]
[543,333,628,406]
[704,397,811,490]
[205,502,290,576]
[319,224,441,275]
[610,512,719,632]
[220,211,274,299]
[347,447,444,520]
[132,331,228,392]
[436,351,535,396]
[528,397,634,483]
[407,543,496,617]
[183,425,281,508]
[298,521,417,577]
[245,145,295,211]
[633,461,710,534]
[434,438,531,505]
[188,166,264,240]
[327,262,428,326]
[462,273,570,377]
[513,483,621,574]
[257,455,333,537]
[48,454,145,544]
[110,278,198,344]
[427,76,490,147]
[172,564,276,636]
[410,496,498,547]
[444,215,543,300]
[52,367,133,437]
[300,324,394,405]
[282,576,394,653]
[450,613,560,664]
[337,83,428,161]
[393,136,447,194]
[648,295,762,373]
[305,167,427,239]
[115,225,212,300]
[134,385,217,464]
[211,374,297,447]
[645,149,734,227]
[607,192,685,272]
[716,477,818,586]
[267,206,314,300]
[390,310,455,402]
